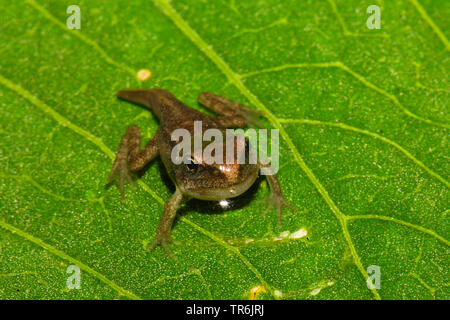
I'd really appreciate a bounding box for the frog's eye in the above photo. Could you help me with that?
[184,157,199,173]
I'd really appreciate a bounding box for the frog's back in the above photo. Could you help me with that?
[117,88,225,186]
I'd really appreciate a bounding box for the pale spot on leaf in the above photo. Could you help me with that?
[137,69,152,81]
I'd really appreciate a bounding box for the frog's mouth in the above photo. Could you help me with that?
[182,168,259,201]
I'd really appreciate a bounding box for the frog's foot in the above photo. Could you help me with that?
[260,193,296,226]
[148,231,177,258]
[106,156,135,203]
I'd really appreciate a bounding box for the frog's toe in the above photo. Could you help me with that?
[148,233,176,258]
[259,194,296,226]
[106,159,135,202]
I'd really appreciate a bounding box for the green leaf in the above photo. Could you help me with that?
[0,0,448,299]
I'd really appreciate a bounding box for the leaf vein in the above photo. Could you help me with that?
[0,219,141,300]
[0,74,270,299]
[25,0,137,78]
[279,118,449,188]
[345,214,449,246]
[154,0,381,300]
[0,173,80,202]
[240,62,450,129]
[408,0,450,50]
[326,0,389,38]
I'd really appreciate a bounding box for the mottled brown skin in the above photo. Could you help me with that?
[107,89,292,257]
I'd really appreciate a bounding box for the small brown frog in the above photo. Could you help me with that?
[107,89,292,257]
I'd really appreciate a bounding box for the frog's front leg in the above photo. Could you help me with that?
[198,92,264,128]
[107,125,159,201]
[148,188,187,258]
[259,162,295,226]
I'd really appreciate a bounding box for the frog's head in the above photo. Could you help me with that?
[173,135,259,201]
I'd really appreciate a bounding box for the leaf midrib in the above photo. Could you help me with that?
[154,0,381,300]
[1,0,447,300]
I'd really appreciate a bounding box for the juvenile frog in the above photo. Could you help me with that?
[107,89,292,256]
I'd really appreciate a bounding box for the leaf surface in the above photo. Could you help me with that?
[0,0,448,299]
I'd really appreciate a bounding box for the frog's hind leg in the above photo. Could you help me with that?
[107,125,159,202]
[198,92,264,128]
